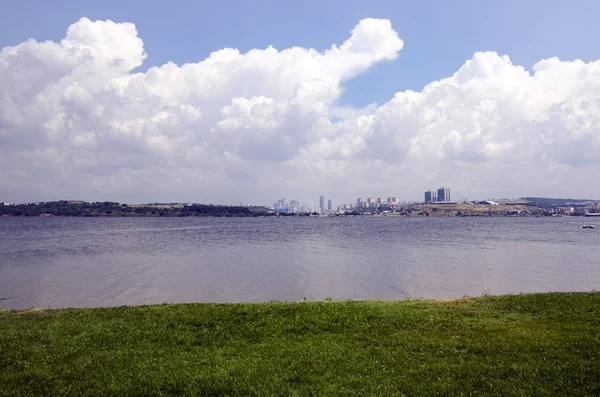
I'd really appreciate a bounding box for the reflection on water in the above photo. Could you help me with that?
[0,216,599,308]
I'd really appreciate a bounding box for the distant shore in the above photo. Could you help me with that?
[0,201,262,217]
[1,292,599,395]
[2,201,599,218]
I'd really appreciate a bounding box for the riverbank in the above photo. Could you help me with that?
[1,292,599,396]
[0,201,261,217]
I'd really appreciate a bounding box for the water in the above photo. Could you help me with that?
[0,216,598,309]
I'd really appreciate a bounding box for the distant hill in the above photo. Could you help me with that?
[521,197,598,207]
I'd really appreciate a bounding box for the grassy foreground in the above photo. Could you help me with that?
[1,293,599,396]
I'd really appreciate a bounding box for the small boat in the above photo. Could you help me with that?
[583,225,595,229]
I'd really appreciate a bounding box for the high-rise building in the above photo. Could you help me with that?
[274,198,286,208]
[290,200,300,212]
[320,196,325,211]
[328,199,332,211]
[437,187,451,202]
[424,190,437,203]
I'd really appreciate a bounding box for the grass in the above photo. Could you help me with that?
[1,292,599,396]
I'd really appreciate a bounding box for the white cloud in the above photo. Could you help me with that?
[1,17,599,204]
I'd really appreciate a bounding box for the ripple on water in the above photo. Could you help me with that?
[0,216,599,308]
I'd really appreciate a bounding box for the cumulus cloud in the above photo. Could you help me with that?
[1,17,599,203]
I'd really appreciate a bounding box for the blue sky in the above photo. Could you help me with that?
[1,1,600,203]
[2,0,599,108]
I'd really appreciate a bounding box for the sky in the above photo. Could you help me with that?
[1,0,600,205]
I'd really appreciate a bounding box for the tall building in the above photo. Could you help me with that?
[320,196,325,211]
[424,190,437,203]
[437,187,451,202]
[290,200,300,212]
[327,199,332,211]
[274,198,286,208]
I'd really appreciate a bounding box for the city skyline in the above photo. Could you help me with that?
[272,195,335,214]
[7,189,600,208]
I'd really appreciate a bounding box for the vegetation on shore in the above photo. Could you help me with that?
[1,292,599,396]
[0,201,261,217]
[414,203,536,216]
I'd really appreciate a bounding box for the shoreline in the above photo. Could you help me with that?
[1,291,596,312]
[1,213,599,218]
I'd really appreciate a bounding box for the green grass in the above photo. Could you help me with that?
[1,292,599,396]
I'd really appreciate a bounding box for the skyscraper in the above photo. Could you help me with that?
[320,196,324,212]
[437,187,451,202]
[327,199,332,211]
[424,190,437,203]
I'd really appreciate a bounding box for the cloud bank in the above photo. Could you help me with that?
[1,17,599,203]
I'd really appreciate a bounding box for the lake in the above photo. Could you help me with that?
[0,216,598,309]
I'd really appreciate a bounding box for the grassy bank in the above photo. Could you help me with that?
[414,203,535,215]
[1,293,599,396]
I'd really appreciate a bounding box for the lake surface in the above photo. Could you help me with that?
[0,216,599,309]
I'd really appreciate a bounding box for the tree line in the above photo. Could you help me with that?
[0,201,261,217]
